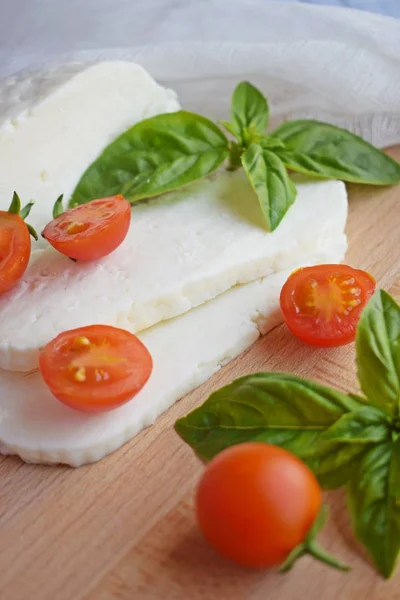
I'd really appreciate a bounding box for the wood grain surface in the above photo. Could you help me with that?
[1,147,399,600]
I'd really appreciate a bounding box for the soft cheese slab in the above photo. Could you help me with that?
[0,61,180,235]
[0,172,347,371]
[0,236,346,466]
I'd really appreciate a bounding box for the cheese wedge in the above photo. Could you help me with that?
[0,61,349,465]
[0,235,346,466]
[0,172,347,371]
[0,61,180,235]
[0,62,347,371]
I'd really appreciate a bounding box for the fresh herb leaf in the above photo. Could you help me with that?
[320,406,390,444]
[229,81,269,145]
[303,407,389,488]
[356,290,400,417]
[69,82,400,232]
[260,135,286,151]
[219,120,241,139]
[175,372,360,462]
[347,440,400,578]
[241,144,297,230]
[272,120,400,185]
[70,111,229,207]
[52,194,64,219]
[305,442,373,489]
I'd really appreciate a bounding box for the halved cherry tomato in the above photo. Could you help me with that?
[0,211,31,295]
[280,264,376,347]
[196,442,321,568]
[39,324,153,412]
[42,195,131,261]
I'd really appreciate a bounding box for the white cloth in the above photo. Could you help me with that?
[1,0,400,147]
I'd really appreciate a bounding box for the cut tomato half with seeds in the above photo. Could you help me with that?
[0,192,37,296]
[280,264,376,347]
[42,195,131,261]
[39,325,153,412]
[0,212,31,295]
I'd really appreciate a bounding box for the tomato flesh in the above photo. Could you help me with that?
[39,325,153,412]
[42,195,131,261]
[196,442,321,568]
[0,211,31,295]
[280,264,376,347]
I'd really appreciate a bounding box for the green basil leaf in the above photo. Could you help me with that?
[348,392,370,406]
[272,120,400,185]
[320,406,390,444]
[302,407,390,489]
[260,135,286,151]
[347,440,400,578]
[356,290,400,417]
[230,81,269,144]
[306,442,373,489]
[219,120,241,139]
[70,111,229,206]
[175,372,360,462]
[241,144,297,231]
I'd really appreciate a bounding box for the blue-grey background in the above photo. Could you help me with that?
[288,0,398,16]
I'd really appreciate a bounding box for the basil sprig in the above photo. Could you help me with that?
[175,290,400,578]
[70,82,400,231]
[220,80,269,145]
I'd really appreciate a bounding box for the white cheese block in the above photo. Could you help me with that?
[0,235,346,466]
[0,61,180,235]
[0,171,347,372]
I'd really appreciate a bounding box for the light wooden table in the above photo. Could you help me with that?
[1,148,399,600]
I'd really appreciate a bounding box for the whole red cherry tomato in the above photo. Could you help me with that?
[196,442,322,568]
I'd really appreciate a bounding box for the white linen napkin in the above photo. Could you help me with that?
[1,0,400,147]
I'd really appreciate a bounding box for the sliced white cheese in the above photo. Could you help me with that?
[0,236,346,466]
[0,172,347,371]
[0,61,180,235]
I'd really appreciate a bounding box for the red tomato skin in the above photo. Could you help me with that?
[284,321,354,349]
[42,196,131,261]
[196,442,321,568]
[39,325,153,413]
[0,211,31,295]
[280,264,376,348]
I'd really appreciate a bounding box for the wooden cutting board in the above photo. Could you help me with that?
[1,147,400,600]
